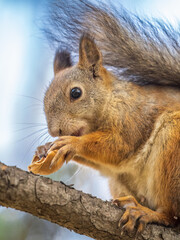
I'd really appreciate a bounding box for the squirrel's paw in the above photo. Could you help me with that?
[48,136,80,169]
[113,196,171,236]
[28,142,65,175]
[35,142,53,158]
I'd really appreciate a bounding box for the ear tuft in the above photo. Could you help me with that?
[53,50,72,74]
[79,33,102,70]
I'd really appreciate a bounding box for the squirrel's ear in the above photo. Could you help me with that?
[53,50,72,74]
[78,34,102,74]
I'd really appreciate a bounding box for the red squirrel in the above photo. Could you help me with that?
[31,0,180,234]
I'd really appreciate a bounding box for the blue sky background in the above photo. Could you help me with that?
[1,0,180,239]
[0,0,52,168]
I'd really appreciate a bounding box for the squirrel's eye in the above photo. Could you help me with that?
[70,87,82,100]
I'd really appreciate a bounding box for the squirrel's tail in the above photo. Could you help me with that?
[45,0,180,87]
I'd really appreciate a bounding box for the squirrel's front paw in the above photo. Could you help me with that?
[35,142,53,158]
[49,136,80,168]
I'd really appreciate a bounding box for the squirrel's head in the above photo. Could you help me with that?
[44,34,112,137]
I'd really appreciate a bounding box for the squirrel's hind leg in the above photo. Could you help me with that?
[113,196,173,235]
[113,110,180,235]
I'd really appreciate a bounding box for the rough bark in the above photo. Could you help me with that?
[0,162,179,240]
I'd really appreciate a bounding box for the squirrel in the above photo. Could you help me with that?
[35,0,180,235]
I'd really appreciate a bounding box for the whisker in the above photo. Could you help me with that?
[65,166,83,184]
[16,94,43,103]
[30,131,49,149]
[23,104,43,110]
[23,130,52,164]
[39,133,51,146]
[15,122,47,126]
[14,126,48,133]
[46,135,53,142]
[17,127,48,142]
[22,131,49,162]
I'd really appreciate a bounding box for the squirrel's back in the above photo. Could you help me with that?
[45,0,180,88]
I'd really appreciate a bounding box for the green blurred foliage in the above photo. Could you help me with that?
[0,209,58,240]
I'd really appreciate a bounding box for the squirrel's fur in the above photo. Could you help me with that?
[45,0,180,87]
[38,0,180,234]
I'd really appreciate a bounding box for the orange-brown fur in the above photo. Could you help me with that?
[38,5,180,232]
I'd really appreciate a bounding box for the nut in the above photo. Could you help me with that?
[28,150,64,175]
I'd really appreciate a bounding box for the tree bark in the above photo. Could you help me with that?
[0,162,179,240]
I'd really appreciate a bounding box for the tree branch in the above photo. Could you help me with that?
[0,162,179,240]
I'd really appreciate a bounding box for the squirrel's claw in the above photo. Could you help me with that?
[28,136,79,174]
[35,142,53,158]
[113,195,172,235]
[49,147,74,169]
[49,136,78,169]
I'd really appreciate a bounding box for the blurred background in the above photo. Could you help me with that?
[1,0,180,239]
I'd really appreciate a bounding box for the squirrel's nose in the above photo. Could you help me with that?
[59,129,62,136]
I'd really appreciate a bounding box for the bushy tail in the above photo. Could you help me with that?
[45,0,180,87]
